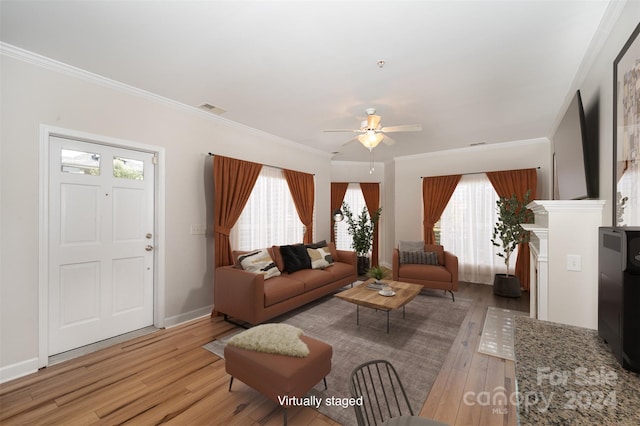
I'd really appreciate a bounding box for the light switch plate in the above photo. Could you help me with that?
[567,254,581,272]
[190,224,206,235]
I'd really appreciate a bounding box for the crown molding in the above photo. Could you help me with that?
[0,42,200,113]
[0,42,331,159]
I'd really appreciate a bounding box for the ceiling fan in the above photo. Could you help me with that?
[324,108,422,150]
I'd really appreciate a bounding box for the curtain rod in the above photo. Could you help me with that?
[332,181,382,184]
[420,166,540,179]
[208,152,315,176]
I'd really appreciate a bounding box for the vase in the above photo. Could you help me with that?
[493,274,522,297]
[357,256,370,276]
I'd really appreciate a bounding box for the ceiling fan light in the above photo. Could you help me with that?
[358,132,384,149]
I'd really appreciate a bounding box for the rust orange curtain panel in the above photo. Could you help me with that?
[283,169,315,244]
[330,183,349,243]
[486,168,538,291]
[360,183,381,267]
[213,155,262,267]
[422,175,462,244]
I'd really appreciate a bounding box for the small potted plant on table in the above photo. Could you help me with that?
[367,265,386,283]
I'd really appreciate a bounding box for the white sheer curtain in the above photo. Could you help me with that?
[439,173,516,284]
[335,183,367,251]
[231,166,306,250]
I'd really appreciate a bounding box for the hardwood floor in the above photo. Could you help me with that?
[420,282,528,426]
[0,282,528,425]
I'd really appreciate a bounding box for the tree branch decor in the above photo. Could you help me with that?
[491,190,533,277]
[341,201,381,257]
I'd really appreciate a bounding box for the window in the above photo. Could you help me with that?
[439,173,516,284]
[231,166,311,250]
[433,220,441,245]
[61,149,100,175]
[113,156,144,180]
[335,184,368,252]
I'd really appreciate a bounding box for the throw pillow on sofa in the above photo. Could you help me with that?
[305,240,328,249]
[280,244,312,273]
[399,250,439,265]
[307,246,334,269]
[399,240,425,252]
[238,248,281,279]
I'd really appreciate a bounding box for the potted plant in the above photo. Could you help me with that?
[342,201,382,275]
[367,265,386,283]
[490,190,533,297]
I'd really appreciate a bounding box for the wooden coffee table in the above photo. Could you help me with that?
[335,279,423,333]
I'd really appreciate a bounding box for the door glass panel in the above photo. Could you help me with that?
[113,157,144,180]
[61,149,100,175]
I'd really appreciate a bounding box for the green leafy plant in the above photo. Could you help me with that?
[491,190,534,277]
[367,265,386,281]
[342,201,381,257]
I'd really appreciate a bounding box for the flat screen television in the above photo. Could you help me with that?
[553,90,599,200]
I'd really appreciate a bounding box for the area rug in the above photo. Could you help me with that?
[477,306,528,361]
[514,316,640,425]
[204,290,472,425]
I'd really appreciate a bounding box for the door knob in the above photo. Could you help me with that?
[145,245,154,252]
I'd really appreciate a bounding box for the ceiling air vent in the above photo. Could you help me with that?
[198,103,226,115]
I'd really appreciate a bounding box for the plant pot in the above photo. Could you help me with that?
[493,274,522,298]
[357,256,370,276]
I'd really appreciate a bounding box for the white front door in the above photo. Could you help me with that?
[48,136,155,355]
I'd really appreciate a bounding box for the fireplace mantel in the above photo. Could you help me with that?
[522,200,605,329]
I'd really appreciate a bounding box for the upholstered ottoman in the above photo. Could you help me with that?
[224,324,332,425]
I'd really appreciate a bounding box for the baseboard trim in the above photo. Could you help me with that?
[164,305,214,328]
[1,306,214,383]
[0,357,39,384]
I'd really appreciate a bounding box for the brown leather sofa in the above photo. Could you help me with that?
[214,243,357,325]
[392,243,458,301]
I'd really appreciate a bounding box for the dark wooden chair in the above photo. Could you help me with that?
[349,360,413,425]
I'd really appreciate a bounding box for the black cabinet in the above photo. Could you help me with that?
[598,227,640,372]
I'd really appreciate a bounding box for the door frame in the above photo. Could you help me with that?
[38,125,166,368]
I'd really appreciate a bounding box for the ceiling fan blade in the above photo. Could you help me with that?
[380,124,422,133]
[382,135,396,146]
[367,114,381,129]
[341,136,359,146]
[324,129,364,133]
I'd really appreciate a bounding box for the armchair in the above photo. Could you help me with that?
[392,243,458,301]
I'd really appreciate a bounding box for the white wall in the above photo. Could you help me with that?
[393,138,553,246]
[0,50,332,380]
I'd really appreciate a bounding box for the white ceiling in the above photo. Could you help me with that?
[1,0,612,162]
